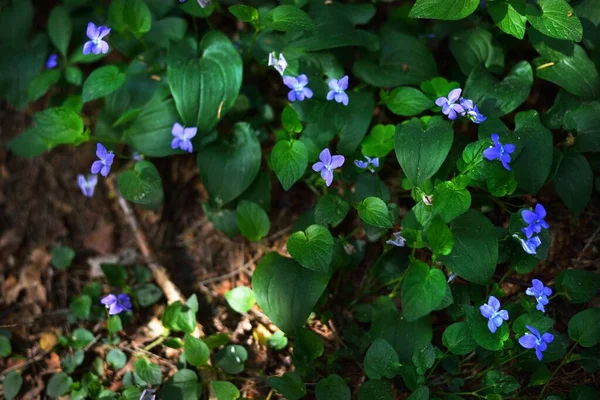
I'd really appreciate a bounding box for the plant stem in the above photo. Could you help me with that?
[426,350,449,381]
[144,336,166,352]
[539,343,577,398]
[245,30,259,59]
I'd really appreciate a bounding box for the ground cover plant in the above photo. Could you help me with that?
[1,0,600,399]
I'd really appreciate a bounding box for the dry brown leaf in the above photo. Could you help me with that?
[84,224,115,255]
[39,332,58,351]
[4,247,49,306]
[46,352,61,369]
[252,323,272,346]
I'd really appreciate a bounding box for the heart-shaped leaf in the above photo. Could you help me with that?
[287,224,334,274]
[117,161,164,209]
[401,261,447,321]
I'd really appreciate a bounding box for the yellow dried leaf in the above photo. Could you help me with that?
[40,332,58,351]
[253,323,272,346]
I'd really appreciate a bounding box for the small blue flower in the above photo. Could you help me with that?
[139,389,156,400]
[518,325,554,361]
[132,152,143,161]
[312,148,344,187]
[268,52,287,76]
[171,122,197,153]
[283,74,313,102]
[386,232,406,247]
[77,174,98,197]
[91,143,114,177]
[483,134,515,171]
[83,22,111,55]
[521,204,549,238]
[480,296,509,333]
[435,88,465,120]
[354,156,379,173]
[460,99,487,124]
[101,293,132,315]
[526,279,552,313]
[326,75,349,106]
[513,234,542,255]
[46,54,58,69]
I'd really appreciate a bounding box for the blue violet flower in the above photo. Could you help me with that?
[435,88,464,120]
[521,204,549,238]
[91,143,114,177]
[526,279,552,313]
[83,22,111,55]
[77,174,98,198]
[171,122,197,153]
[386,232,406,247]
[283,74,313,102]
[518,325,554,361]
[101,293,132,315]
[312,148,344,187]
[327,75,349,106]
[483,134,515,171]
[46,54,58,69]
[480,295,509,333]
[354,156,379,173]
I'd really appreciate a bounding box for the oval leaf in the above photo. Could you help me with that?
[287,224,334,274]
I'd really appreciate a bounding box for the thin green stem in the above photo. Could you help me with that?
[144,336,166,352]
[539,343,577,398]
[245,30,259,59]
[426,350,449,381]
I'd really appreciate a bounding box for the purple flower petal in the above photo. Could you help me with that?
[302,87,313,99]
[321,169,333,187]
[319,148,332,165]
[296,74,308,87]
[328,79,339,91]
[312,161,325,172]
[83,41,94,54]
[504,144,515,153]
[283,76,297,89]
[326,90,335,101]
[101,294,117,305]
[183,127,197,140]
[448,88,462,102]
[522,210,538,225]
[287,90,297,102]
[435,97,448,107]
[519,333,537,349]
[541,333,554,344]
[488,296,500,312]
[338,75,349,90]
[535,204,546,219]
[480,304,494,319]
[329,155,345,169]
[483,146,502,161]
[488,319,497,333]
[91,160,103,174]
[98,26,111,39]
[355,160,368,169]
[86,22,99,40]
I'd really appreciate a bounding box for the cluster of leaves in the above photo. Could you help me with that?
[2,0,600,399]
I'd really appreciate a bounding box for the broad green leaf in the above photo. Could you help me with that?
[28,70,61,101]
[463,61,533,118]
[568,308,600,347]
[51,245,75,270]
[570,386,599,400]
[184,334,210,366]
[361,124,395,158]
[432,181,471,223]
[237,200,270,242]
[442,322,477,355]
[412,343,435,374]
[162,299,196,334]
[513,312,555,336]
[466,306,510,351]
[229,5,258,23]
[65,66,82,86]
[48,6,71,56]
[294,328,324,366]
[7,126,50,158]
[134,358,162,385]
[124,0,152,35]
[214,345,247,374]
[179,0,214,17]
[46,372,72,397]
[3,371,23,400]
[267,330,288,350]
[401,261,447,321]
[352,174,391,203]
[511,111,553,194]
[0,0,33,43]
[356,197,393,229]
[488,0,528,39]
[225,286,256,313]
[335,92,375,154]
[118,161,164,209]
[449,28,504,75]
[134,283,163,307]
[160,369,198,400]
[70,328,94,349]
[282,105,303,133]
[409,0,479,20]
[526,0,583,42]
[364,338,400,380]
[440,210,498,285]
[287,224,334,274]
[270,140,308,191]
[268,372,306,400]
[34,107,84,145]
[395,116,453,186]
[0,336,11,357]
[424,217,454,256]
[70,295,91,320]
[407,387,430,400]
[167,32,242,132]
[553,149,593,217]
[267,5,316,32]
[212,381,240,400]
[253,253,330,333]
[564,103,600,152]
[315,195,350,227]
[384,87,433,117]
[82,66,126,103]
[61,351,83,374]
[107,349,127,369]
[353,29,437,88]
[556,269,600,304]
[420,77,461,100]
[316,375,351,400]
[358,380,393,400]
[203,204,240,238]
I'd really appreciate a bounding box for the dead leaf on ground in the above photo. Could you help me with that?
[84,224,115,255]
[46,352,61,369]
[4,247,49,306]
[40,332,58,351]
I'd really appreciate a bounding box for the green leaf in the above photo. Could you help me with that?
[236,200,270,242]
[203,204,240,238]
[101,264,128,287]
[432,181,471,223]
[253,253,330,333]
[267,330,288,350]
[162,300,196,334]
[134,283,163,307]
[358,380,393,400]
[511,111,553,194]
[356,197,393,229]
[268,372,306,400]
[267,5,316,32]
[407,386,430,400]
[466,306,509,351]
[225,287,256,313]
[107,349,127,369]
[412,343,435,374]
[51,245,75,270]
[488,0,528,39]
[118,161,164,209]
[34,107,84,145]
[146,17,188,48]
[336,92,376,155]
[82,66,126,103]
[442,322,477,355]
[229,5,258,23]
[123,0,152,35]
[424,217,454,256]
[385,87,433,117]
[70,328,94,350]
[0,336,11,357]
[167,32,242,132]
[401,261,447,321]
[556,269,600,304]
[7,126,50,158]
[568,308,600,347]
[46,372,73,397]
[440,210,498,285]
[160,369,198,400]
[48,6,71,56]
[463,61,533,118]
[282,105,303,133]
[3,371,23,400]
[212,381,240,400]
[70,295,91,319]
[361,124,395,158]
[513,312,555,336]
[353,30,437,88]
[395,116,453,186]
[449,28,504,75]
[409,0,479,20]
[107,315,123,333]
[184,334,210,367]
[564,103,600,153]
[65,66,83,86]
[270,140,308,191]
[553,149,593,217]
[134,358,162,385]
[526,0,583,42]
[287,225,334,274]
[570,386,599,400]
[214,345,247,374]
[28,70,61,101]
[364,338,400,380]
[315,195,350,227]
[316,375,350,400]
[197,123,261,206]
[179,0,214,17]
